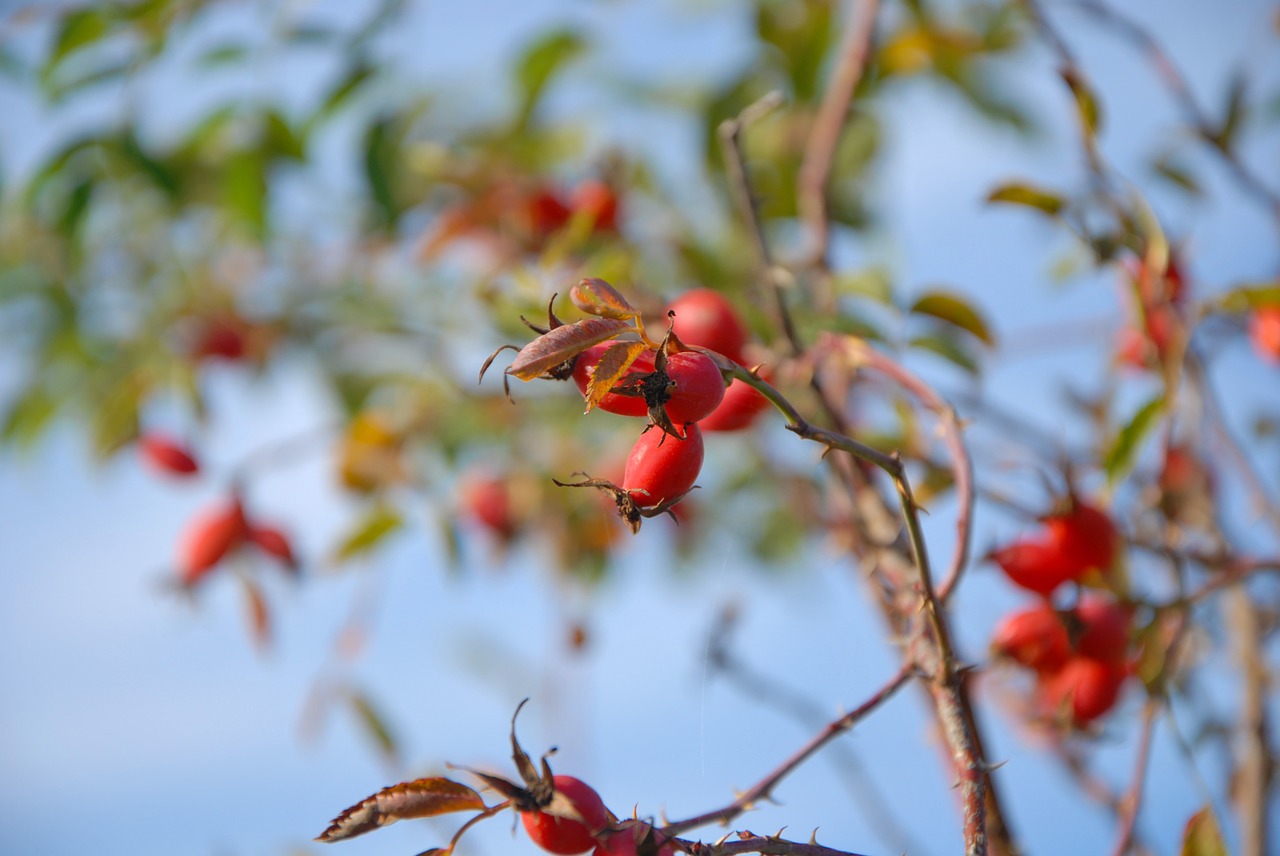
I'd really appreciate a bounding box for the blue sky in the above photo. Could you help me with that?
[1,1,1278,855]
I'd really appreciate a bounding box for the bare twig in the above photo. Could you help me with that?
[1064,0,1280,233]
[662,666,913,838]
[797,0,880,269]
[1226,587,1272,856]
[840,340,976,601]
[707,608,930,856]
[1110,701,1159,856]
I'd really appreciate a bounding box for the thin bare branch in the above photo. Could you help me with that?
[798,0,880,269]
[662,666,912,838]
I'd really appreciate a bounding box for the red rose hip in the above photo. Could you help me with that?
[662,351,725,424]
[666,289,749,361]
[623,424,704,508]
[520,775,609,855]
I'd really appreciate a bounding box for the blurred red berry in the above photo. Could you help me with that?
[570,179,620,232]
[666,289,749,362]
[1249,306,1280,364]
[526,187,573,240]
[1040,656,1128,724]
[178,500,247,586]
[461,474,517,539]
[991,604,1071,673]
[989,537,1077,597]
[1044,501,1118,579]
[1072,597,1131,664]
[139,433,200,477]
[699,372,771,432]
[190,316,248,361]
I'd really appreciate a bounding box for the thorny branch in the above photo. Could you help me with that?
[662,666,912,839]
[718,88,1002,854]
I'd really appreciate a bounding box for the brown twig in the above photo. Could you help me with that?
[1226,586,1272,856]
[662,665,913,838]
[1063,0,1280,234]
[797,0,880,270]
[839,339,976,602]
[706,608,931,856]
[1110,700,1159,856]
[718,89,1006,854]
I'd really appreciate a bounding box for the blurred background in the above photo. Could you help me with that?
[1,1,1278,855]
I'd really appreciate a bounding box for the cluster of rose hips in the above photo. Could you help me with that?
[318,703,676,856]
[137,430,297,588]
[485,280,769,533]
[986,498,1135,725]
[422,178,621,260]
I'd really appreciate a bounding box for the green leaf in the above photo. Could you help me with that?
[1062,69,1102,137]
[49,8,110,68]
[1151,154,1202,197]
[347,689,399,763]
[264,110,306,161]
[909,333,980,374]
[1180,806,1227,856]
[1210,283,1280,313]
[910,290,994,346]
[332,504,404,562]
[363,115,404,231]
[1105,394,1165,486]
[313,62,374,125]
[196,44,249,67]
[986,182,1065,216]
[223,147,266,235]
[513,29,585,127]
[2,385,60,448]
[833,268,895,306]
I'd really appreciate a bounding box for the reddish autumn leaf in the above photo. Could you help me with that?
[248,524,298,571]
[508,317,629,381]
[240,576,271,651]
[316,777,487,843]
[584,341,650,412]
[569,277,639,320]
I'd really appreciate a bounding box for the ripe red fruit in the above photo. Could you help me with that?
[662,351,725,424]
[1073,597,1131,664]
[461,474,517,539]
[593,821,675,856]
[570,180,620,232]
[1249,306,1280,364]
[666,289,749,362]
[1044,501,1117,579]
[248,525,298,571]
[573,344,657,417]
[520,776,609,855]
[139,433,200,477]
[178,500,247,586]
[991,604,1070,673]
[526,188,573,240]
[623,424,704,508]
[190,316,248,361]
[699,373,771,432]
[1040,657,1128,724]
[989,537,1077,597]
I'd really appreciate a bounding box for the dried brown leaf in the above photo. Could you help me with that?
[570,277,639,320]
[508,318,629,381]
[316,777,486,843]
[584,341,649,412]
